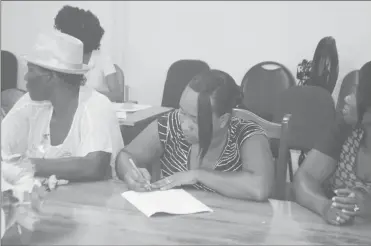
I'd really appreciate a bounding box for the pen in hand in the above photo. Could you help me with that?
[128,158,151,191]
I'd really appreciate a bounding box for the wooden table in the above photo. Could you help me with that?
[3,181,371,245]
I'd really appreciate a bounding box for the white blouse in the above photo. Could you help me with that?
[1,86,124,178]
[85,50,116,92]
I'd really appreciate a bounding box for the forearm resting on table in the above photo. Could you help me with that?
[31,155,107,182]
[197,169,272,201]
[294,172,331,216]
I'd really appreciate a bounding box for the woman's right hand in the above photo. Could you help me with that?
[123,167,151,192]
[322,201,354,226]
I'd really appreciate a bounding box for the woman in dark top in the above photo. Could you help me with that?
[294,61,371,225]
[115,69,274,201]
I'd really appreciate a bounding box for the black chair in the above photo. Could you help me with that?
[161,59,210,109]
[240,61,296,122]
[1,50,18,91]
[273,86,336,184]
[113,64,128,102]
[335,70,359,113]
[308,37,339,94]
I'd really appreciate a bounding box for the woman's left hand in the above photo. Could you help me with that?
[332,188,371,217]
[151,170,198,190]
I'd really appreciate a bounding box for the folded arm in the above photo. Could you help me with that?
[196,134,274,201]
[293,150,337,216]
[31,151,111,182]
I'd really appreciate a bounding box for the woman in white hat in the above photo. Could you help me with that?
[1,31,124,181]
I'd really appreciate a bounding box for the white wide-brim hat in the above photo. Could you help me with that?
[23,31,91,74]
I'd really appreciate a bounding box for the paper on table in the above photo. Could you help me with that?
[121,189,213,217]
[116,111,127,120]
[112,103,152,113]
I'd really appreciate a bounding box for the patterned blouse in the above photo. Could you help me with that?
[315,115,371,196]
[157,110,266,192]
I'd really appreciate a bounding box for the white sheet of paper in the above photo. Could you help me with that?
[112,103,152,113]
[121,189,213,217]
[116,111,127,120]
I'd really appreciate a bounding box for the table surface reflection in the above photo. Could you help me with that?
[5,180,371,245]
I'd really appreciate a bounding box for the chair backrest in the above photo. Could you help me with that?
[240,61,296,121]
[113,64,126,101]
[307,37,339,94]
[1,50,18,91]
[161,59,210,108]
[335,70,359,113]
[233,108,292,200]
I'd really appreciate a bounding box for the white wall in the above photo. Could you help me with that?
[2,1,371,105]
[122,1,371,105]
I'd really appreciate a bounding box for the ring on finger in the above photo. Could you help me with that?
[354,204,360,212]
[336,214,341,222]
[165,177,171,184]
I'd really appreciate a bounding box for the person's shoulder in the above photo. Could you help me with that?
[313,112,352,160]
[12,92,32,106]
[231,116,265,133]
[158,109,177,127]
[81,87,114,112]
[92,89,112,104]
[6,92,49,114]
[230,116,267,141]
[165,109,177,119]
[330,112,353,139]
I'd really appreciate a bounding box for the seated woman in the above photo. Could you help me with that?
[54,5,124,102]
[294,61,371,225]
[1,31,124,182]
[116,70,274,201]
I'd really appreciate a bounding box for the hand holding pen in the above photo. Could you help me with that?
[125,157,152,191]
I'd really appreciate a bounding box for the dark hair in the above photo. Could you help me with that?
[188,69,241,160]
[54,71,86,86]
[54,5,105,54]
[310,36,339,92]
[30,63,86,86]
[357,61,371,123]
[42,67,86,86]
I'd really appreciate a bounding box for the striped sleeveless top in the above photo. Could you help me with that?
[157,110,266,192]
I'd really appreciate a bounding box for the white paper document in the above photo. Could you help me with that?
[112,103,152,113]
[116,111,127,120]
[121,189,213,217]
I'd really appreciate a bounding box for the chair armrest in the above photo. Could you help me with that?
[274,114,292,200]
